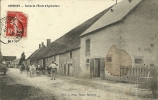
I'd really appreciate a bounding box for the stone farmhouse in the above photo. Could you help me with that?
[27,0,158,79]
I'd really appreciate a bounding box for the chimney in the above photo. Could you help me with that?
[39,44,41,49]
[128,0,132,2]
[47,39,51,47]
[41,42,44,47]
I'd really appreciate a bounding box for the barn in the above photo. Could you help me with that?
[26,43,46,66]
[80,0,158,80]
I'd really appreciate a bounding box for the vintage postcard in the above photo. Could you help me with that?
[0,0,158,100]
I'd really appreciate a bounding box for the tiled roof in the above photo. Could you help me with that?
[27,49,39,59]
[80,0,142,36]
[27,46,46,60]
[40,6,113,58]
[2,56,16,61]
[12,58,20,62]
[31,46,46,60]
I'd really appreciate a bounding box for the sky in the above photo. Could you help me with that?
[1,0,122,58]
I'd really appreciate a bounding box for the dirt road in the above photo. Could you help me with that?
[0,68,155,100]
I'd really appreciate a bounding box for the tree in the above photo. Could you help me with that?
[19,52,25,65]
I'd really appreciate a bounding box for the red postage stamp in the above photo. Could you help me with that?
[6,11,27,38]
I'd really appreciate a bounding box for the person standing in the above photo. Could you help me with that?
[29,65,34,78]
[20,64,25,74]
[36,65,41,76]
[19,65,22,74]
[147,66,158,99]
[26,65,30,77]
[32,65,36,77]
[47,66,51,77]
[148,66,158,99]
[41,65,45,75]
[49,61,57,80]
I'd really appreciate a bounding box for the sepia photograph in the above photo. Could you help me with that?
[0,0,158,100]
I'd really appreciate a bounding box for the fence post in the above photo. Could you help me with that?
[145,66,146,83]
[140,66,142,83]
[130,66,131,82]
[120,66,121,82]
[143,66,145,83]
[123,66,125,81]
[132,67,134,81]
[127,67,129,81]
[146,65,149,84]
[138,66,141,83]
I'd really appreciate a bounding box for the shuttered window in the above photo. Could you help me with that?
[107,57,112,62]
[106,55,112,62]
[54,56,56,61]
[86,59,90,70]
[86,39,90,54]
[135,59,142,64]
[70,51,72,59]
[47,58,49,62]
[134,56,143,65]
[86,59,90,63]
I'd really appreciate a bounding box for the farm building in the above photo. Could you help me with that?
[35,0,158,81]
[2,56,16,67]
[79,0,158,80]
[11,58,20,68]
[38,7,112,76]
[26,43,46,66]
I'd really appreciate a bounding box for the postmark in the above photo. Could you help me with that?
[0,11,27,44]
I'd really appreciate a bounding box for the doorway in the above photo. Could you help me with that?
[94,58,100,77]
[64,64,66,75]
[43,59,45,67]
[68,64,70,75]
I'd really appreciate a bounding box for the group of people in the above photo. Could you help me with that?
[19,61,58,80]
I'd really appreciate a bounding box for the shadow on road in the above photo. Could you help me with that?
[0,74,57,100]
[137,83,158,99]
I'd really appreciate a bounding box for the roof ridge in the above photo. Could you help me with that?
[80,0,142,37]
[39,5,114,59]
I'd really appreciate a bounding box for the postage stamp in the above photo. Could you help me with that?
[0,11,27,44]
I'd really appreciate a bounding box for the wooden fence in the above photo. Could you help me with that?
[119,66,157,83]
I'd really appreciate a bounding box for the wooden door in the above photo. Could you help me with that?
[100,58,105,79]
[64,64,66,75]
[43,59,45,67]
[90,59,94,77]
[94,58,100,77]
[68,64,70,75]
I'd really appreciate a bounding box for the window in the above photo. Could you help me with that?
[134,56,144,65]
[135,59,142,64]
[86,59,90,64]
[69,63,72,66]
[86,39,90,54]
[86,59,90,70]
[47,58,49,62]
[106,55,112,62]
[70,51,72,58]
[150,64,154,67]
[107,57,112,62]
[54,56,56,61]
[151,44,154,47]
